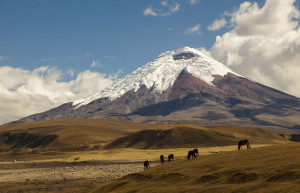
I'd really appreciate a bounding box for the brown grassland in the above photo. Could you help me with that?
[0,118,297,192]
[94,143,300,193]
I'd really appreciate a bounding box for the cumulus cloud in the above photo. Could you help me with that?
[185,24,201,35]
[143,2,180,17]
[207,18,227,31]
[207,0,300,97]
[0,66,118,124]
[230,0,299,37]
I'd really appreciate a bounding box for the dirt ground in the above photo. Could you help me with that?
[0,161,160,193]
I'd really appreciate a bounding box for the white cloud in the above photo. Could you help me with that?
[90,60,102,67]
[185,24,201,34]
[143,2,180,17]
[143,7,158,16]
[230,0,299,37]
[207,18,227,31]
[170,3,180,13]
[190,0,200,5]
[67,69,75,77]
[161,1,168,7]
[207,0,300,97]
[0,66,118,124]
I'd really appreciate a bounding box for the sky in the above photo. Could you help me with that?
[0,0,300,124]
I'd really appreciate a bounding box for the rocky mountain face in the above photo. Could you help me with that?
[11,47,300,133]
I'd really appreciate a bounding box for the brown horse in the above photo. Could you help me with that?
[160,155,164,164]
[238,139,250,150]
[144,160,150,170]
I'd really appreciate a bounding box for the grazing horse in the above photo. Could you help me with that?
[187,149,199,160]
[160,155,165,164]
[144,160,150,170]
[187,150,196,160]
[193,148,199,156]
[168,154,174,162]
[238,139,250,150]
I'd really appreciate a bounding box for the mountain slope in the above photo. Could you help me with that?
[11,47,300,133]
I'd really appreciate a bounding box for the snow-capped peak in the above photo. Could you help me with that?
[73,47,241,107]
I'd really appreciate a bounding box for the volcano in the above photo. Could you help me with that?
[12,47,300,133]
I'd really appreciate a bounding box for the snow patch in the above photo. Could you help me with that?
[73,47,241,108]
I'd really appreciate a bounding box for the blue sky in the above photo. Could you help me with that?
[1,0,300,124]
[0,0,263,77]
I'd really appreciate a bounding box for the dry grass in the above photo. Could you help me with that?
[0,119,295,193]
[0,119,150,157]
[0,119,289,161]
[94,143,300,193]
[104,125,286,149]
[0,144,280,193]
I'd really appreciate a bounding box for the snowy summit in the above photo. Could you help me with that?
[73,47,240,107]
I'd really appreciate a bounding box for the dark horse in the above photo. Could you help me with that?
[168,154,174,162]
[144,160,150,170]
[238,139,250,150]
[193,148,199,156]
[187,148,199,160]
[160,155,165,164]
[187,151,195,160]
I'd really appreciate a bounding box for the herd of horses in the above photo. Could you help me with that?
[144,139,250,170]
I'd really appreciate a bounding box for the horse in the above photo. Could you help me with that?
[187,150,196,160]
[144,160,150,170]
[160,155,165,164]
[238,139,250,150]
[168,154,174,162]
[187,148,199,160]
[193,148,199,156]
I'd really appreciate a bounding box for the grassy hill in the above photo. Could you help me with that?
[94,143,300,193]
[0,119,150,153]
[104,125,285,149]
